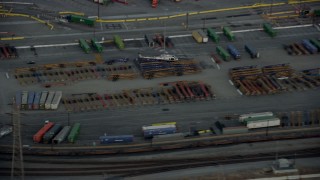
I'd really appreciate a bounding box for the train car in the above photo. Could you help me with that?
[27,91,35,110]
[152,133,185,143]
[15,92,22,110]
[45,91,55,110]
[91,38,103,52]
[42,124,62,144]
[244,44,259,58]
[302,39,317,54]
[263,23,277,37]
[33,92,41,110]
[227,44,241,60]
[245,116,281,129]
[207,28,219,43]
[309,39,320,52]
[216,46,231,61]
[239,112,273,122]
[142,124,177,138]
[99,135,134,144]
[79,39,91,53]
[51,91,62,110]
[68,123,81,143]
[151,122,177,126]
[52,126,71,144]
[33,122,54,143]
[21,91,28,110]
[39,91,48,110]
[114,35,125,50]
[222,26,235,41]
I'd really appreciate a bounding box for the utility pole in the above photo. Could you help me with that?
[11,98,25,180]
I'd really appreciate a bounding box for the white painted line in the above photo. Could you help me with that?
[274,24,312,30]
[232,28,263,33]
[122,22,128,30]
[210,57,216,64]
[5,73,9,79]
[229,80,234,86]
[216,64,220,70]
[168,34,192,38]
[15,46,31,49]
[88,16,98,19]
[237,89,243,96]
[100,22,103,31]
[123,38,144,41]
[16,43,78,49]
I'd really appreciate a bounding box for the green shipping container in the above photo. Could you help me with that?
[114,35,125,50]
[310,39,320,52]
[79,39,91,53]
[68,123,81,143]
[207,28,219,43]
[222,26,235,41]
[216,46,231,61]
[70,15,95,27]
[263,23,277,37]
[91,38,103,53]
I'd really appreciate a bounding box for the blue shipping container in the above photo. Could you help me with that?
[143,127,177,138]
[15,92,22,109]
[244,44,259,58]
[302,39,317,54]
[27,91,35,110]
[227,45,241,59]
[33,92,41,110]
[99,135,134,144]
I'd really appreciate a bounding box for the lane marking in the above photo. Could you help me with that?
[237,89,243,95]
[229,80,234,86]
[216,64,221,70]
[211,57,216,64]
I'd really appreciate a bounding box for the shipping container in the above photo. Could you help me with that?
[21,91,28,110]
[198,30,208,43]
[142,124,177,138]
[152,133,185,143]
[222,26,235,41]
[91,38,103,52]
[67,15,95,26]
[68,123,81,143]
[239,112,273,122]
[33,122,54,143]
[302,39,317,54]
[27,91,35,110]
[79,39,91,53]
[309,39,320,52]
[227,44,241,59]
[52,126,71,144]
[39,91,48,110]
[33,92,41,110]
[51,91,62,110]
[43,124,62,144]
[244,44,259,58]
[142,124,176,131]
[192,31,203,43]
[216,46,231,61]
[100,135,134,144]
[223,126,248,135]
[246,117,281,129]
[15,92,22,110]
[45,91,55,110]
[207,28,219,43]
[263,23,277,37]
[114,35,125,50]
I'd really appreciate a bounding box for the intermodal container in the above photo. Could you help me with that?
[91,38,103,52]
[42,124,62,144]
[33,92,41,110]
[192,31,203,43]
[27,91,35,110]
[142,124,177,138]
[52,126,71,144]
[21,91,28,110]
[227,44,241,59]
[246,117,280,129]
[222,26,235,41]
[79,39,91,53]
[263,23,277,37]
[239,112,273,122]
[310,39,320,52]
[216,46,231,61]
[33,122,54,143]
[68,15,95,26]
[114,35,125,50]
[39,91,48,110]
[302,39,317,54]
[100,135,134,144]
[207,28,219,43]
[198,30,208,43]
[45,91,55,110]
[15,92,22,110]
[244,44,259,58]
[51,91,62,110]
[68,123,81,143]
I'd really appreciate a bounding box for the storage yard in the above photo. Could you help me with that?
[0,0,320,179]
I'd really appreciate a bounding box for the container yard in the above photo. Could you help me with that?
[1,0,320,179]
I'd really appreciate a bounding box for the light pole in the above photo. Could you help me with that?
[163,9,168,52]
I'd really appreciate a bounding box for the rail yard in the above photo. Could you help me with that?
[0,0,320,179]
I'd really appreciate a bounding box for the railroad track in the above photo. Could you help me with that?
[1,148,319,177]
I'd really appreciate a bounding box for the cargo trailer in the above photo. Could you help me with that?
[245,117,281,129]
[302,39,317,54]
[198,30,208,43]
[227,44,241,59]
[142,124,177,138]
[67,15,95,26]
[244,44,259,58]
[263,23,277,37]
[79,39,91,53]
[216,46,231,61]
[42,124,62,144]
[33,122,54,143]
[114,35,124,50]
[51,91,62,110]
[100,135,134,144]
[39,91,48,110]
[33,92,41,110]
[21,91,28,110]
[45,91,55,110]
[309,39,320,52]
[15,92,22,110]
[68,123,81,143]
[91,38,103,52]
[192,31,203,43]
[207,28,219,43]
[222,26,235,41]
[27,91,35,110]
[52,126,71,144]
[239,112,273,122]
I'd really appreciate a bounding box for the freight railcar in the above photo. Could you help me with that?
[142,124,177,138]
[100,135,134,144]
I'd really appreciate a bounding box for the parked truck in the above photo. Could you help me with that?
[192,30,203,43]
[216,46,231,61]
[222,26,235,41]
[244,44,259,58]
[263,23,277,37]
[207,28,219,43]
[91,38,103,52]
[301,39,317,54]
[114,35,125,50]
[79,39,91,53]
[227,45,241,60]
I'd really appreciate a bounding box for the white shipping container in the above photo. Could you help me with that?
[142,124,176,131]
[247,118,280,129]
[198,30,208,43]
[45,91,55,110]
[239,112,273,122]
[51,91,62,110]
